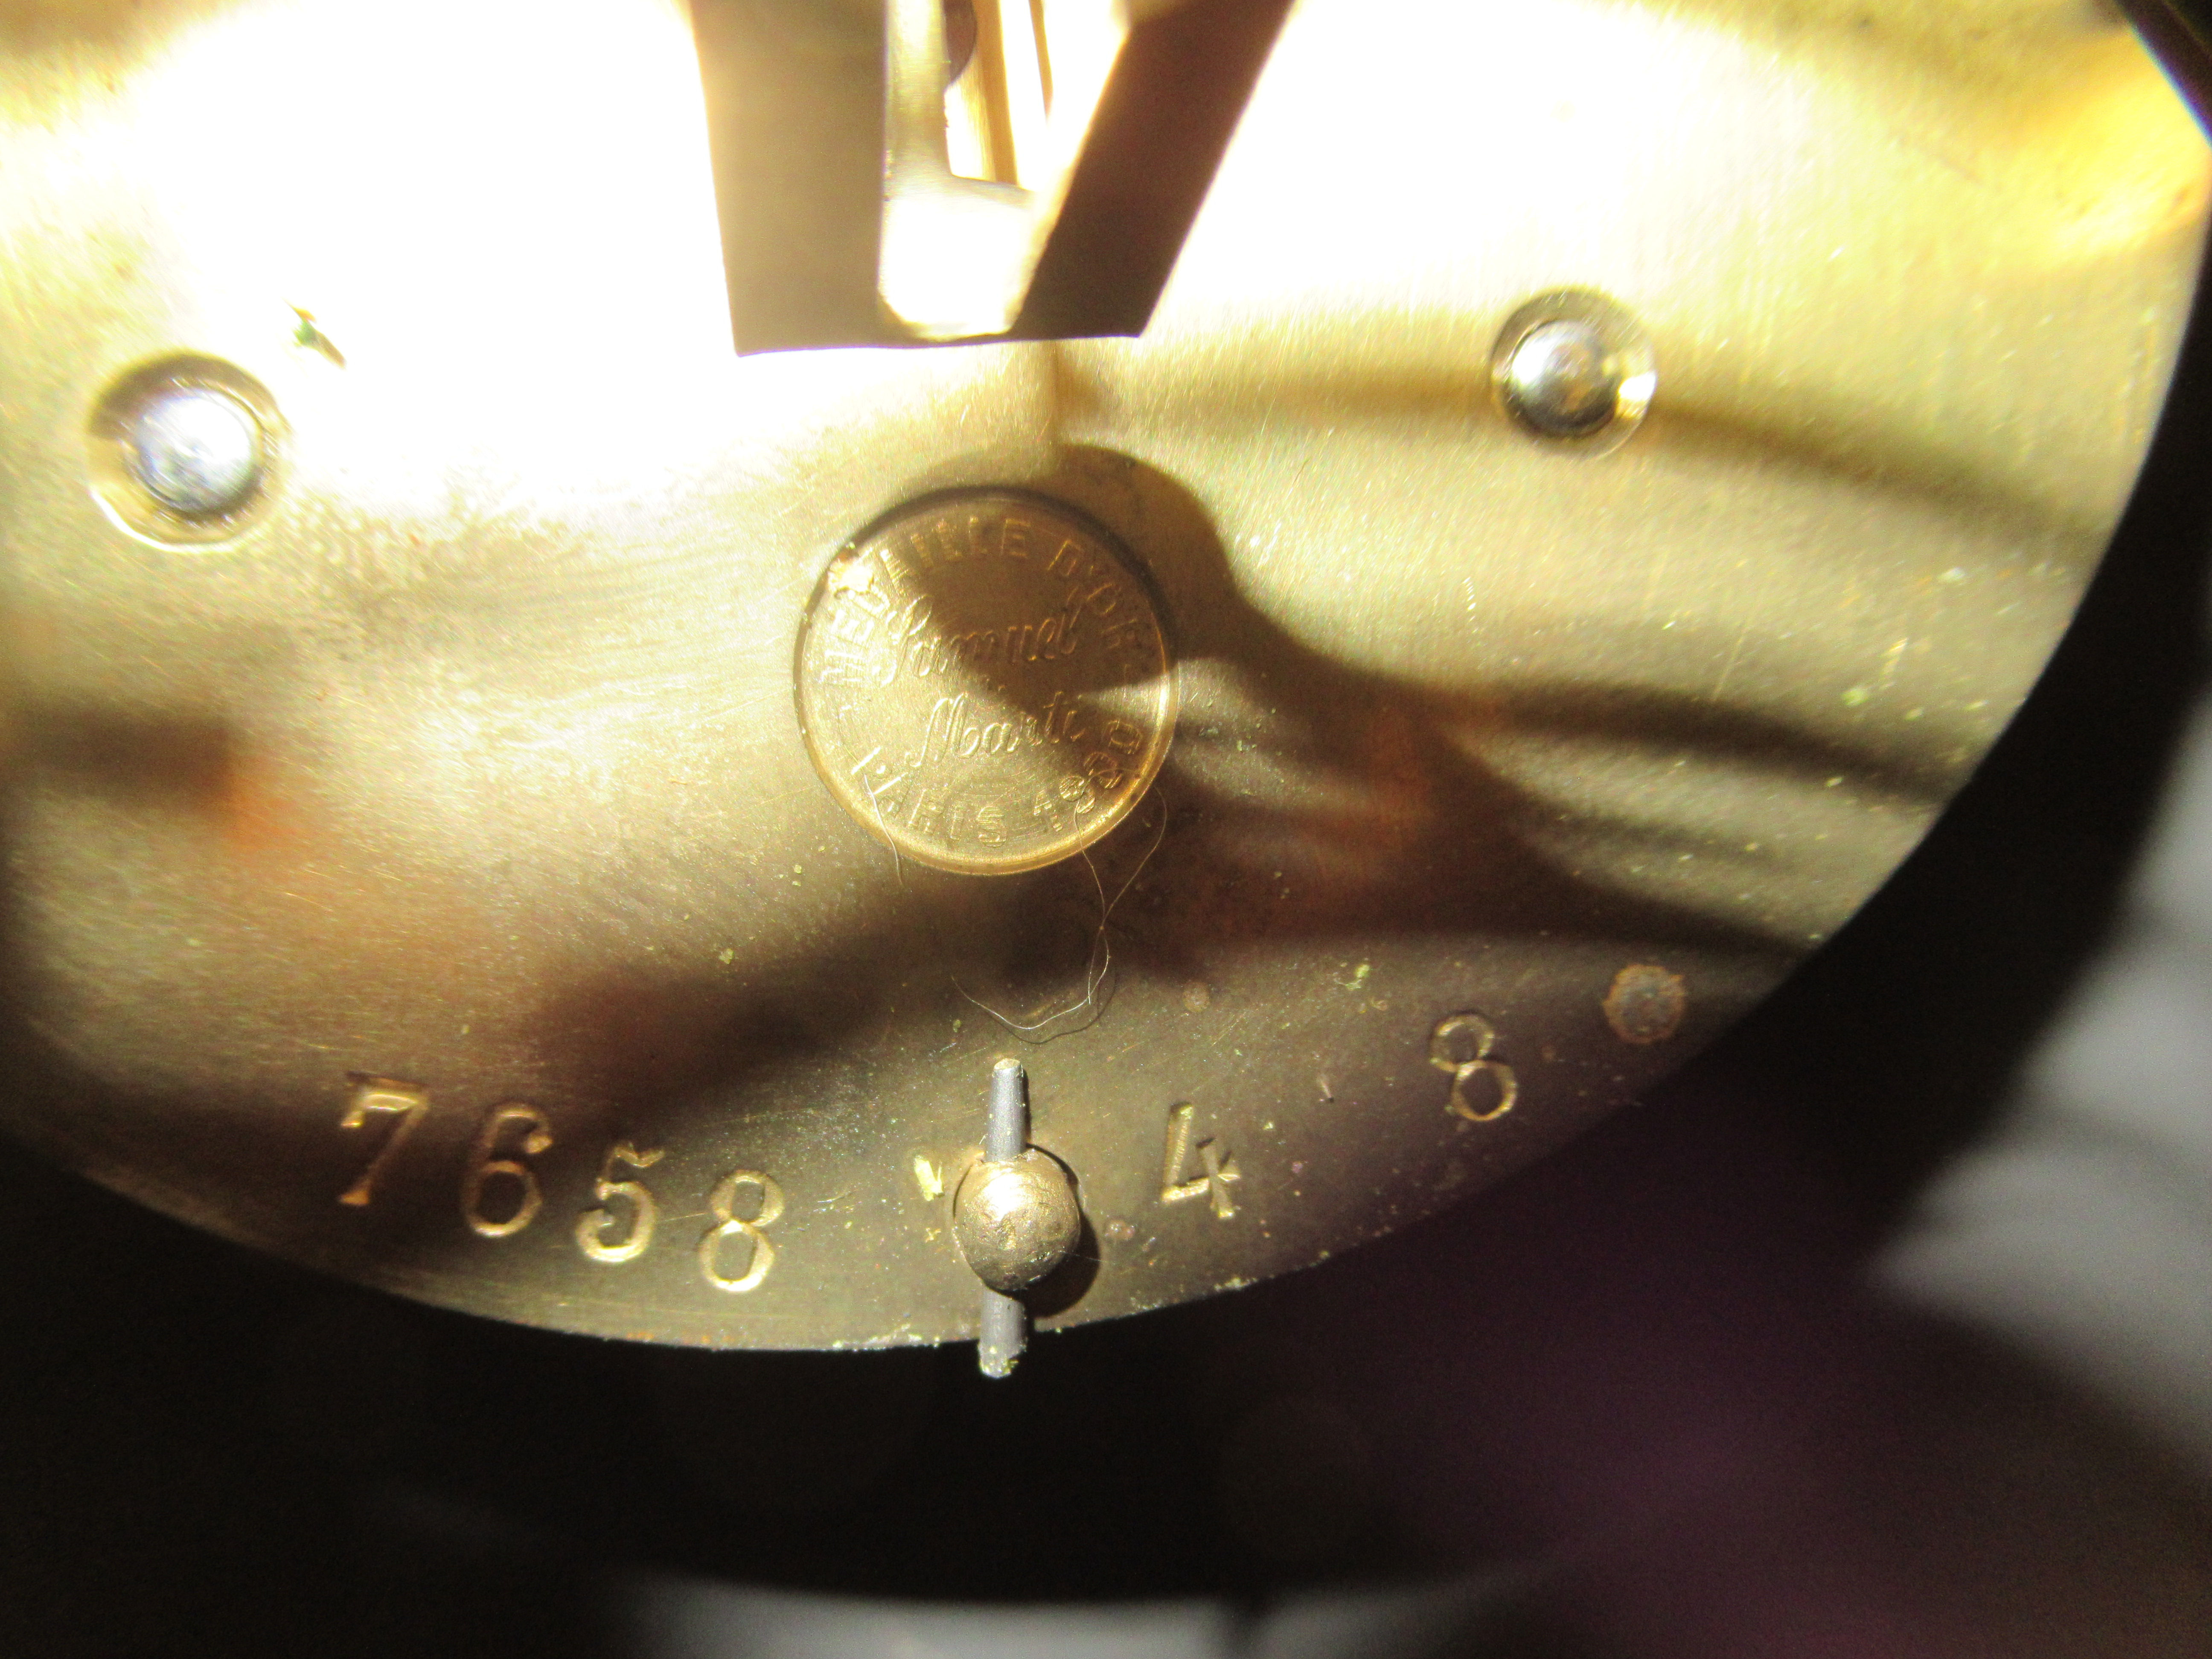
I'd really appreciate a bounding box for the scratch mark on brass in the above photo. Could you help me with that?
[953,796,1166,1041]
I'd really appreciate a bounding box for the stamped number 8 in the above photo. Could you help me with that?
[698,1169,785,1293]
[1429,1013,1519,1123]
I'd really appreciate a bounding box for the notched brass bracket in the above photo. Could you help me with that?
[691,0,1292,351]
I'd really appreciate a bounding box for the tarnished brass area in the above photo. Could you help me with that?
[0,0,2203,1350]
[795,492,1175,875]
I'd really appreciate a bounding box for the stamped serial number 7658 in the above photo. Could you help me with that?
[336,1077,783,1295]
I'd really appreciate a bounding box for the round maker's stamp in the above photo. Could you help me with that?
[795,492,1175,874]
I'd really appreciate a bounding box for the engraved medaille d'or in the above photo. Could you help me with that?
[796,492,1176,874]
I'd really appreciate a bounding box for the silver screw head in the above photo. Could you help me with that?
[127,385,264,516]
[1490,289,1655,448]
[1500,319,1618,437]
[953,1150,1081,1295]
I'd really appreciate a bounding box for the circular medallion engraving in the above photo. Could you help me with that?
[796,492,1176,874]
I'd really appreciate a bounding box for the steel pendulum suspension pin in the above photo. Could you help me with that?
[976,1059,1030,1379]
[985,1055,1026,1165]
[956,1057,1081,1379]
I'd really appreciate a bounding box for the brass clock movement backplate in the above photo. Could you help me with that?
[0,0,2203,1349]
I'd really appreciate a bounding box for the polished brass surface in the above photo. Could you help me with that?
[795,491,1175,874]
[0,0,2202,1350]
